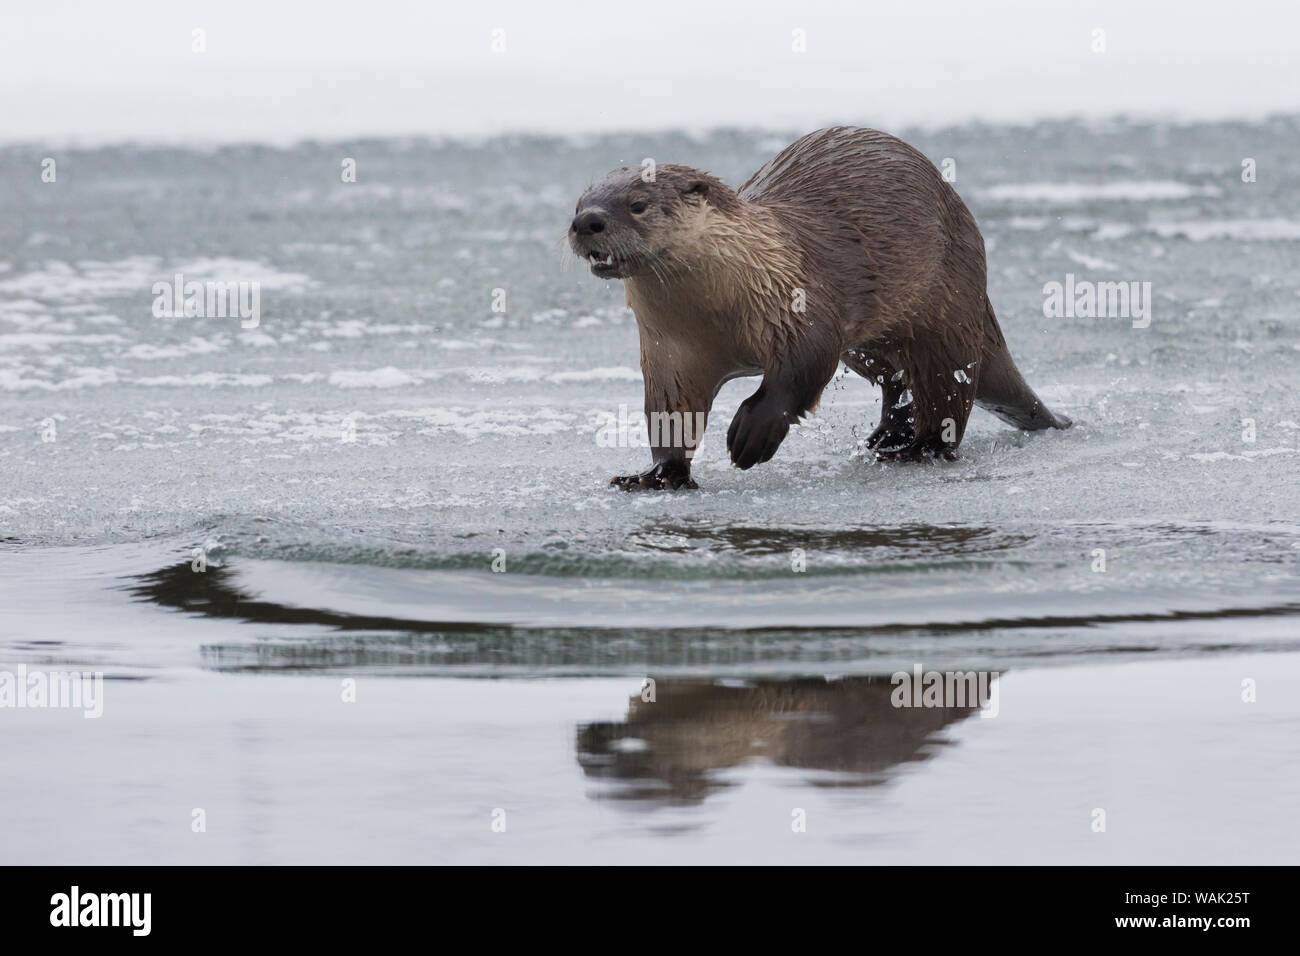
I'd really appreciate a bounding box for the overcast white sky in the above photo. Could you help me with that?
[2,0,1298,143]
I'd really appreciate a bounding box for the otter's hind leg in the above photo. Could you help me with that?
[855,338,977,462]
[879,364,977,461]
[878,288,989,461]
[843,352,914,452]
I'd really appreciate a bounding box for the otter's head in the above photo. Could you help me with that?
[569,164,736,280]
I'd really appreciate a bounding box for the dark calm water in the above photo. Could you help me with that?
[1,118,1298,862]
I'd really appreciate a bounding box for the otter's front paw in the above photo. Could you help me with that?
[727,397,792,470]
[610,461,698,491]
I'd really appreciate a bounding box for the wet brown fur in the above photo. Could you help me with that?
[568,127,1071,490]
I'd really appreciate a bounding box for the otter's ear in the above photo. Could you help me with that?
[683,180,709,200]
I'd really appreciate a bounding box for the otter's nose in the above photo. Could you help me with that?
[571,210,605,236]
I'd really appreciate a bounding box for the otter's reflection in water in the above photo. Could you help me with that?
[577,676,983,804]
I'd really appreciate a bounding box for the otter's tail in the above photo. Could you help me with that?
[975,302,1072,431]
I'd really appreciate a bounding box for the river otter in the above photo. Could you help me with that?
[569,126,1071,490]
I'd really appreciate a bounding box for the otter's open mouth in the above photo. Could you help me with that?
[587,250,620,277]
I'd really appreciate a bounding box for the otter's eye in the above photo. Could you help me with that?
[630,201,648,215]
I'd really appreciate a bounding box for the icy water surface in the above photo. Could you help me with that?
[1,118,1298,863]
